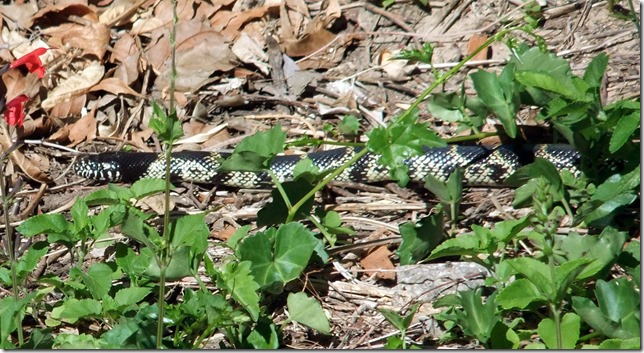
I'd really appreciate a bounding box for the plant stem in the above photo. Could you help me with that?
[286,147,369,223]
[157,0,178,348]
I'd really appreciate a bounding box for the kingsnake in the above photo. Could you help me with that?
[73,144,581,188]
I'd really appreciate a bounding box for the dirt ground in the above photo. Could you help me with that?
[1,0,640,348]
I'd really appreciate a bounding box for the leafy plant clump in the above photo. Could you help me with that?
[0,19,639,351]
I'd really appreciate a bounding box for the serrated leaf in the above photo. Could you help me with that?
[338,115,360,135]
[218,261,260,321]
[170,213,208,254]
[287,292,330,334]
[81,263,114,300]
[505,258,553,300]
[17,214,68,237]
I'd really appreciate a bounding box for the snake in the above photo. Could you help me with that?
[73,144,581,188]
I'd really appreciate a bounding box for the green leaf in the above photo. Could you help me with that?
[366,109,445,186]
[52,299,102,323]
[609,111,639,153]
[426,232,484,261]
[80,263,114,300]
[170,213,209,254]
[598,337,641,349]
[246,317,279,349]
[393,42,434,64]
[17,214,68,237]
[398,211,444,265]
[555,227,626,279]
[287,292,330,334]
[121,211,158,249]
[470,69,518,138]
[496,278,546,309]
[239,223,319,292]
[144,246,193,280]
[70,198,90,231]
[149,101,183,142]
[114,287,152,308]
[537,313,580,349]
[114,243,151,278]
[504,258,553,300]
[426,93,466,123]
[53,333,107,349]
[583,53,608,88]
[130,179,168,200]
[595,277,640,324]
[219,125,286,172]
[454,289,500,344]
[338,115,360,135]
[257,178,316,226]
[217,261,260,321]
[83,189,121,206]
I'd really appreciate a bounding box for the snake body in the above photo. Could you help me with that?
[74,144,581,188]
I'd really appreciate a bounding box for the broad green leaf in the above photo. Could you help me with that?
[246,317,279,349]
[583,53,608,88]
[227,225,251,254]
[398,211,444,265]
[218,261,260,321]
[16,241,49,282]
[427,93,465,122]
[219,125,286,172]
[80,263,114,300]
[287,292,330,334]
[455,289,499,344]
[598,337,641,349]
[130,179,168,200]
[426,233,483,261]
[609,111,640,153]
[121,211,158,249]
[52,299,102,322]
[83,189,120,206]
[144,246,193,280]
[470,69,517,137]
[114,287,152,308]
[537,313,580,349]
[70,198,89,231]
[555,228,626,279]
[489,322,520,349]
[515,71,580,99]
[496,278,546,309]
[170,213,209,254]
[239,223,318,292]
[505,258,553,300]
[595,278,640,324]
[17,214,68,237]
[114,243,151,278]
[53,333,107,349]
[257,179,315,226]
[338,115,360,135]
[554,258,592,302]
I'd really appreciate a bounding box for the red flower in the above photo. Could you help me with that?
[4,95,29,128]
[10,47,48,78]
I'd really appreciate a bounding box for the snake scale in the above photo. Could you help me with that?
[73,144,581,188]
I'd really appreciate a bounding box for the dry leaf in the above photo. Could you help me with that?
[0,132,50,183]
[467,33,490,61]
[90,77,144,97]
[360,246,396,281]
[42,61,105,109]
[42,21,110,59]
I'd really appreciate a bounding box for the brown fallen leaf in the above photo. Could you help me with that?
[359,245,396,281]
[42,21,110,59]
[41,61,105,109]
[0,132,50,183]
[467,33,490,61]
[89,77,144,97]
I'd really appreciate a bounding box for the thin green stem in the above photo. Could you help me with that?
[307,215,335,246]
[286,147,369,223]
[157,0,178,348]
[267,170,293,210]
